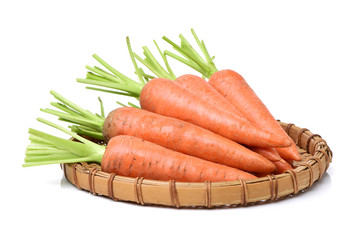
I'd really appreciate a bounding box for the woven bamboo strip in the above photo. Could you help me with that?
[63,121,332,208]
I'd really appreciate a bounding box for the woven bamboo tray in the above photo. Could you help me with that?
[61,121,332,208]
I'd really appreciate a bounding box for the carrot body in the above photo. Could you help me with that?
[103,107,275,173]
[101,135,257,182]
[275,147,300,162]
[175,74,244,117]
[272,159,293,174]
[176,74,281,160]
[140,78,291,148]
[253,158,294,177]
[248,147,281,162]
[208,70,301,161]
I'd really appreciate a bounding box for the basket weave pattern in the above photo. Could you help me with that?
[61,122,332,208]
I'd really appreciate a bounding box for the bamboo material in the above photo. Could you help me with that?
[61,121,332,208]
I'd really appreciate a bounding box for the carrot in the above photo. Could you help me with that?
[134,47,279,158]
[124,44,285,162]
[129,46,285,164]
[130,42,243,118]
[253,158,293,177]
[76,53,291,149]
[208,70,301,161]
[248,147,281,162]
[140,77,291,148]
[275,147,300,162]
[103,135,257,181]
[43,91,276,173]
[162,29,301,161]
[104,107,276,173]
[175,74,243,115]
[272,159,293,174]
[24,118,256,182]
[129,45,241,115]
[175,74,283,162]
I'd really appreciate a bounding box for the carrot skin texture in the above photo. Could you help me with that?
[175,74,244,117]
[103,107,275,173]
[101,135,257,182]
[248,147,281,162]
[140,78,291,148]
[176,74,281,161]
[273,159,293,174]
[208,70,301,161]
[253,159,293,177]
[276,146,301,162]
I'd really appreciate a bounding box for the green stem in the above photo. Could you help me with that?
[190,29,214,66]
[116,101,140,109]
[26,145,59,150]
[153,40,176,79]
[77,77,142,97]
[134,50,174,80]
[24,156,98,167]
[98,97,105,118]
[50,102,79,116]
[128,39,177,81]
[163,50,205,75]
[26,149,72,156]
[162,36,191,60]
[23,118,105,167]
[41,108,102,130]
[92,54,142,87]
[126,36,146,84]
[116,102,127,107]
[127,102,140,108]
[178,34,209,70]
[69,126,104,140]
[85,66,123,83]
[42,91,105,140]
[50,90,96,119]
[162,29,218,78]
[138,68,155,81]
[29,136,53,147]
[85,86,135,97]
[78,54,145,98]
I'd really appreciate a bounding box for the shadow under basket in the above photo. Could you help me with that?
[61,121,332,208]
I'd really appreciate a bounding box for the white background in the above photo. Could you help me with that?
[1,1,359,239]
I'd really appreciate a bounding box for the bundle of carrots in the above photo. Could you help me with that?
[24,29,300,182]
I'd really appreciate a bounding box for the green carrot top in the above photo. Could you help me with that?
[24,118,105,167]
[76,36,180,99]
[41,91,105,140]
[162,29,218,79]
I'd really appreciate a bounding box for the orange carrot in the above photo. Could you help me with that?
[77,50,292,149]
[102,135,257,182]
[175,74,281,161]
[103,107,276,173]
[272,159,293,174]
[208,70,301,161]
[140,78,292,148]
[24,118,256,182]
[106,48,284,161]
[162,30,301,161]
[255,159,294,176]
[253,158,293,177]
[275,147,300,162]
[248,147,281,162]
[44,92,275,173]
[175,74,243,116]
